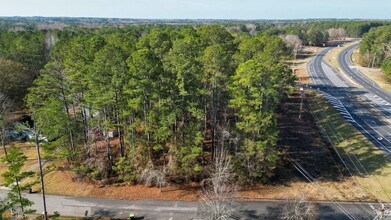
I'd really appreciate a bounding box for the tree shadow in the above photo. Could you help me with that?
[276,85,391,186]
[91,209,117,218]
[238,202,372,220]
[317,85,391,175]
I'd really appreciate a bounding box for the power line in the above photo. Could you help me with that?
[305,89,391,202]
[288,158,357,220]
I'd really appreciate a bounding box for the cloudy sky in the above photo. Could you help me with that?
[1,0,390,19]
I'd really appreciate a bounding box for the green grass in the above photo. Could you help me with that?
[307,90,391,201]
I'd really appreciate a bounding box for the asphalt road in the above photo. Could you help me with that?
[307,46,391,155]
[339,44,391,104]
[0,190,382,219]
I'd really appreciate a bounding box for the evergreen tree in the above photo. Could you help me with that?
[1,148,35,219]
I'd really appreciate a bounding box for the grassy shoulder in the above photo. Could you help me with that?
[285,46,322,84]
[351,48,391,92]
[323,40,362,87]
[323,40,358,70]
[307,90,391,201]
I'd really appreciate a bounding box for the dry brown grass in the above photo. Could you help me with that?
[310,92,391,202]
[351,47,391,92]
[323,42,354,70]
[323,40,362,87]
[286,46,322,84]
[43,171,95,197]
[0,142,37,185]
[1,140,380,202]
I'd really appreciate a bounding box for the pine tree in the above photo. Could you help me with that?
[1,148,35,219]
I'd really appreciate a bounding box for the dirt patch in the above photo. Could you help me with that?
[285,46,323,85]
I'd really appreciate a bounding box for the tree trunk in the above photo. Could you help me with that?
[82,107,89,151]
[104,110,113,174]
[15,178,25,218]
[105,131,112,174]
[1,130,7,158]
[34,125,48,220]
[115,94,124,157]
[211,89,216,159]
[143,97,150,144]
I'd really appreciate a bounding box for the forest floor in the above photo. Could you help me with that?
[1,46,390,202]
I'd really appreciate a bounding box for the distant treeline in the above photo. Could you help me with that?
[0,18,388,39]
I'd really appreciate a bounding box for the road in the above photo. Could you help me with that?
[307,46,391,155]
[0,190,382,219]
[339,44,391,121]
[339,44,391,104]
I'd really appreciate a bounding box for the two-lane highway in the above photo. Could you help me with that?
[340,44,391,119]
[340,44,391,104]
[308,46,391,155]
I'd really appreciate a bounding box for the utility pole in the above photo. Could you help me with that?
[34,124,48,220]
[299,79,304,120]
[299,88,304,120]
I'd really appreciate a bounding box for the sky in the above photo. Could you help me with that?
[0,0,390,20]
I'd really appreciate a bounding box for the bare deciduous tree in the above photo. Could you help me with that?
[327,28,339,41]
[198,149,238,220]
[44,31,59,52]
[245,23,257,35]
[139,167,168,192]
[337,28,347,40]
[281,35,302,59]
[327,28,347,41]
[280,194,318,220]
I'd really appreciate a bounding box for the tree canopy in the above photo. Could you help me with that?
[24,25,295,184]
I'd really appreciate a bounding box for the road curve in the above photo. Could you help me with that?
[308,46,391,154]
[339,44,391,103]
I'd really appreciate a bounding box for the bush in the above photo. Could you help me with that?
[113,157,137,183]
[139,167,168,191]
